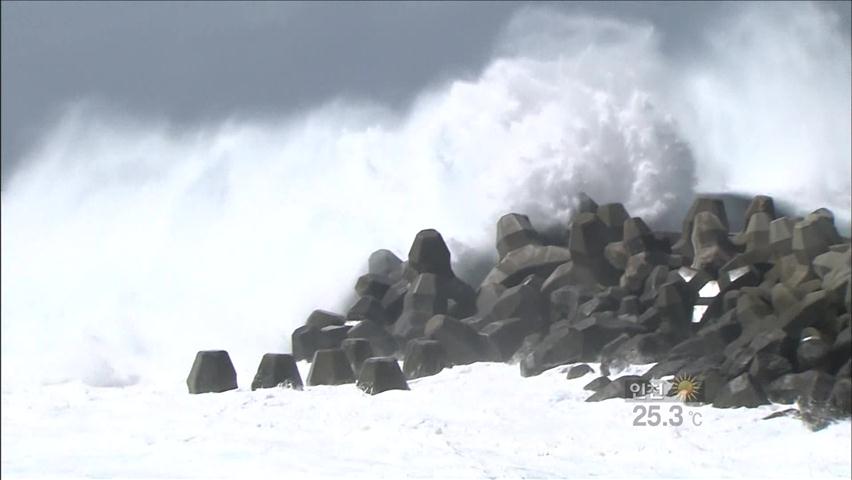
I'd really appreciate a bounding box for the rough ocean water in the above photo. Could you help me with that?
[2,363,851,479]
[1,3,851,478]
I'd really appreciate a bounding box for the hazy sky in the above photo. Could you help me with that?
[1,1,849,187]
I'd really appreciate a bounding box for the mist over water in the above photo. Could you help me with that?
[2,3,850,389]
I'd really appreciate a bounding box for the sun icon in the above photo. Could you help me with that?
[672,374,701,402]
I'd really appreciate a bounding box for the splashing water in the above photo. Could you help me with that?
[1,3,849,388]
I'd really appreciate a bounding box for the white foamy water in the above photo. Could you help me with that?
[1,3,850,388]
[1,362,850,479]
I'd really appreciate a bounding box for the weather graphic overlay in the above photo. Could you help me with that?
[673,375,702,402]
[627,377,705,427]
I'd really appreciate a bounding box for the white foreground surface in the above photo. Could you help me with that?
[2,362,851,479]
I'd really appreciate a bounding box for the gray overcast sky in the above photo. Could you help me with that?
[2,1,849,187]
